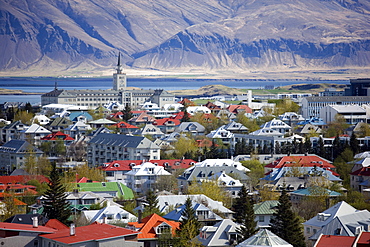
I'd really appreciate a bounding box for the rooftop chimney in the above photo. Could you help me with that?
[32,216,38,228]
[70,223,76,236]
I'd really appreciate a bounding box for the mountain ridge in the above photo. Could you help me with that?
[1,0,370,77]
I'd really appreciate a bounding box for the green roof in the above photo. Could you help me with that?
[253,200,279,215]
[77,182,134,200]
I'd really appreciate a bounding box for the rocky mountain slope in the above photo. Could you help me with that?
[2,0,370,75]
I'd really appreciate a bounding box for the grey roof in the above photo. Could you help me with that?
[179,166,250,183]
[157,194,233,214]
[304,96,370,103]
[309,210,370,240]
[196,219,240,246]
[88,133,145,148]
[0,140,43,154]
[223,121,248,132]
[237,228,293,247]
[175,122,205,133]
[303,201,358,229]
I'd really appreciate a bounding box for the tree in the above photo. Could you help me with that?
[270,188,305,247]
[232,186,257,241]
[14,110,34,125]
[43,164,71,224]
[176,197,201,246]
[187,179,232,208]
[324,114,349,138]
[123,104,133,122]
[180,109,191,123]
[172,136,198,159]
[0,192,25,221]
[350,132,360,155]
[143,189,162,217]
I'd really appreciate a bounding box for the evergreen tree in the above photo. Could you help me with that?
[270,188,305,247]
[350,132,360,155]
[143,189,161,217]
[232,185,249,224]
[43,164,71,224]
[181,109,190,123]
[123,104,133,122]
[232,186,257,241]
[316,136,326,158]
[304,136,312,154]
[274,141,281,154]
[176,197,201,246]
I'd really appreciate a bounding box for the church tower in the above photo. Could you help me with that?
[113,52,127,91]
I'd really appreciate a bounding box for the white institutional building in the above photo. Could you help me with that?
[41,53,175,110]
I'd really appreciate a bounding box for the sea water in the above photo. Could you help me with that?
[0,77,348,105]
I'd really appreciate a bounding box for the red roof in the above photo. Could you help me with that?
[102,159,196,171]
[265,155,335,169]
[351,167,370,176]
[128,214,180,239]
[227,105,252,114]
[150,159,196,170]
[196,139,217,148]
[153,118,181,126]
[178,98,195,106]
[0,222,57,233]
[45,219,69,230]
[170,111,190,120]
[40,222,139,244]
[112,121,138,129]
[356,231,370,245]
[101,160,136,171]
[41,131,74,141]
[109,111,123,119]
[315,235,356,247]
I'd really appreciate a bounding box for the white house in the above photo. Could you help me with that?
[320,105,367,125]
[125,162,171,194]
[81,204,137,224]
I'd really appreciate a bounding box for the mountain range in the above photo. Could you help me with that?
[2,0,370,77]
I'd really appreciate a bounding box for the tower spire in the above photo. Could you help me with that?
[116,52,123,74]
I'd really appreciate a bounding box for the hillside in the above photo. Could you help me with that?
[169,83,346,96]
[2,0,370,77]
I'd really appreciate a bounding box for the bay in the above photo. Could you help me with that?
[0,77,349,105]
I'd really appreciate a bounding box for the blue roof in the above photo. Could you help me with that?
[291,187,341,196]
[297,117,326,126]
[163,202,223,222]
[68,112,93,122]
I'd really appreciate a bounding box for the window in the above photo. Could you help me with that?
[306,227,310,234]
[157,224,170,234]
[258,216,264,222]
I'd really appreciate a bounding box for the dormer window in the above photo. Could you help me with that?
[156,224,171,234]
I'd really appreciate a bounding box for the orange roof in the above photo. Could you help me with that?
[45,219,69,230]
[315,235,356,247]
[227,105,252,114]
[0,175,49,185]
[0,222,57,233]
[128,214,180,239]
[40,222,139,244]
[76,177,99,183]
[265,155,335,169]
